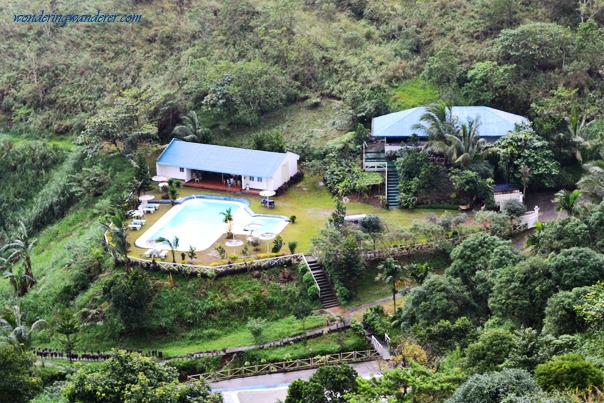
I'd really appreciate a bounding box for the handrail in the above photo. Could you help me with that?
[302,254,322,298]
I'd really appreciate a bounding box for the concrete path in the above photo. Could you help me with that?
[214,361,382,403]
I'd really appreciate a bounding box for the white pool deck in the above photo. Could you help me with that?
[134,198,288,252]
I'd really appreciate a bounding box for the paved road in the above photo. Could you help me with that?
[213,360,383,403]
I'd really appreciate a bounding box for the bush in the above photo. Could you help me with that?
[272,235,284,253]
[288,241,298,254]
[290,215,297,223]
[502,199,526,217]
[448,368,541,403]
[534,354,604,392]
[303,272,316,288]
[307,285,320,300]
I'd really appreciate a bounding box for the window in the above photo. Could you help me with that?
[257,177,263,182]
[250,177,255,181]
[179,167,184,172]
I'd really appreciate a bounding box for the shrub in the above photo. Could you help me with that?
[272,235,284,253]
[290,215,297,223]
[215,245,226,259]
[502,199,526,217]
[534,354,604,392]
[448,368,541,403]
[303,272,316,288]
[307,285,320,300]
[288,241,298,254]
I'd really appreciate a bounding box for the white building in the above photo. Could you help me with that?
[156,139,300,192]
[493,184,524,207]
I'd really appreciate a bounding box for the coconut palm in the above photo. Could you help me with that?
[0,223,37,281]
[441,118,487,168]
[0,305,48,351]
[554,189,582,217]
[155,236,179,263]
[100,209,130,275]
[376,257,405,312]
[578,160,604,202]
[220,208,234,235]
[412,102,457,142]
[173,111,211,143]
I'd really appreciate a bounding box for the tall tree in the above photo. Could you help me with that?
[55,309,79,363]
[173,110,211,143]
[0,344,42,403]
[578,160,604,202]
[441,118,487,168]
[412,102,457,143]
[376,258,405,312]
[100,209,130,275]
[0,222,37,282]
[0,305,48,351]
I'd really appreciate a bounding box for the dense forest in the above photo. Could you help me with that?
[2,0,604,401]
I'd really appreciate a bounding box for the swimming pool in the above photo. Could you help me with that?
[135,196,289,252]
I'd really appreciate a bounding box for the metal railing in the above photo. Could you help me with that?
[302,254,322,298]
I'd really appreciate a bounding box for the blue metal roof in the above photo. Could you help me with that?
[157,139,295,178]
[493,184,520,193]
[372,106,529,139]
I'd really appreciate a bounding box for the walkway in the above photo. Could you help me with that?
[214,361,382,403]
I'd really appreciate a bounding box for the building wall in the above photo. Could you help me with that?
[158,151,299,191]
[494,191,523,206]
[156,164,188,181]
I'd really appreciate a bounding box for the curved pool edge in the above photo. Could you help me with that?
[134,195,290,252]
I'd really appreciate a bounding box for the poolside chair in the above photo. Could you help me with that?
[148,203,160,210]
[142,206,156,214]
[128,223,142,231]
[267,200,275,209]
[159,250,169,260]
[131,219,146,226]
[144,248,159,258]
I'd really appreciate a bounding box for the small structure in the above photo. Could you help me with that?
[493,184,524,207]
[156,139,300,192]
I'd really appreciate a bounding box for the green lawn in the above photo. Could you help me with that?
[130,175,449,260]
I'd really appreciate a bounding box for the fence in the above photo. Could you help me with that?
[371,335,391,360]
[188,350,381,382]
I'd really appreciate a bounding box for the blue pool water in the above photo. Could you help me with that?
[135,198,288,252]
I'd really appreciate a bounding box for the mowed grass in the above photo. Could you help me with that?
[128,175,448,260]
[122,314,329,358]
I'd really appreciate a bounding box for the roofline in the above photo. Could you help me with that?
[157,139,299,178]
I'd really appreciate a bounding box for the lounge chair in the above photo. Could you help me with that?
[144,249,159,258]
[267,200,275,209]
[159,250,169,260]
[142,206,156,214]
[148,204,160,210]
[128,223,142,231]
[131,219,146,226]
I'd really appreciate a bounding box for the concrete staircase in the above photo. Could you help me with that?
[305,255,340,309]
[386,161,400,209]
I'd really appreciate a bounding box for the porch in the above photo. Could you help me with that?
[183,171,260,195]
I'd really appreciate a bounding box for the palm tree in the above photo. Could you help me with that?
[412,102,457,142]
[220,208,234,236]
[578,160,604,202]
[554,189,582,217]
[0,223,37,281]
[441,118,487,168]
[3,265,34,297]
[376,258,405,312]
[100,209,130,275]
[173,111,211,143]
[0,305,48,351]
[155,236,179,263]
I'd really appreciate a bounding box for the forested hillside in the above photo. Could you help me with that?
[2,0,604,401]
